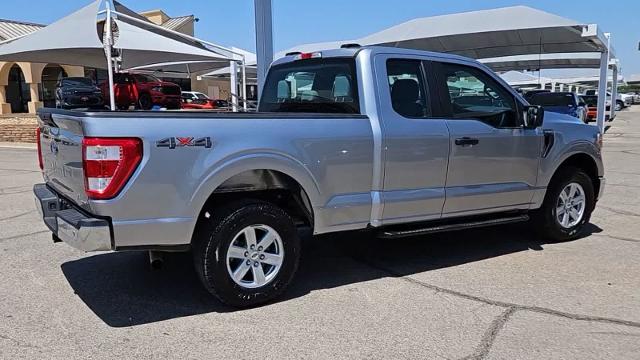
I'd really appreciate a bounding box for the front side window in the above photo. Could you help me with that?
[439,63,519,128]
[386,59,430,118]
[259,58,359,114]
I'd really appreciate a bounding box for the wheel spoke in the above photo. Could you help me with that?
[257,230,277,250]
[562,212,570,227]
[557,206,565,215]
[232,262,251,282]
[252,264,266,285]
[261,253,283,266]
[227,245,247,259]
[569,184,578,199]
[569,208,580,222]
[572,195,585,205]
[244,227,257,248]
[559,190,568,203]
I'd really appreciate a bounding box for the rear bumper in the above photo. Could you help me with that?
[33,184,112,252]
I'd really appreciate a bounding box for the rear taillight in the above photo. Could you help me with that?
[82,137,142,200]
[36,127,43,171]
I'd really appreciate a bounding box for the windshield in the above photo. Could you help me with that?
[195,93,209,100]
[61,77,93,87]
[529,93,575,107]
[259,58,360,114]
[581,95,598,107]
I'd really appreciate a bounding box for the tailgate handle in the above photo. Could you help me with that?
[455,137,479,146]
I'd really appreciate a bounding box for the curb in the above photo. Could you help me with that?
[0,142,37,149]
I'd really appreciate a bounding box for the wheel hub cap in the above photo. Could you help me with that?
[226,224,284,289]
[556,182,586,229]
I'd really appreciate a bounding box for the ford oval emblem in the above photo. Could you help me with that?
[50,141,59,155]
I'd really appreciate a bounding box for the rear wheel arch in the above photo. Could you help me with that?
[190,167,318,246]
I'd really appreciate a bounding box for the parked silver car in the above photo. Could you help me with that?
[34,46,605,307]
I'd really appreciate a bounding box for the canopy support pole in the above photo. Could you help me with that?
[230,61,238,112]
[254,0,273,101]
[610,64,618,120]
[596,50,608,133]
[105,4,116,111]
[241,59,247,111]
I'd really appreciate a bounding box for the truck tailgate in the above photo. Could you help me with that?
[37,111,90,210]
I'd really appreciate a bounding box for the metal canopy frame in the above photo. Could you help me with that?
[281,6,617,133]
[101,1,248,111]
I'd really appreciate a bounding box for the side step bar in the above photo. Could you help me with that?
[377,214,530,239]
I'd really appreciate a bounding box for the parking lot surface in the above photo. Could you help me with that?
[1,109,639,359]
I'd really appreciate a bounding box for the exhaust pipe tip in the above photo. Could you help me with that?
[149,251,164,270]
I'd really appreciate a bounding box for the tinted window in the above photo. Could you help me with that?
[61,77,93,87]
[134,74,159,83]
[439,62,518,128]
[386,59,430,118]
[259,58,359,113]
[529,93,576,107]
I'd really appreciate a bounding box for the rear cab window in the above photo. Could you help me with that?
[259,58,360,114]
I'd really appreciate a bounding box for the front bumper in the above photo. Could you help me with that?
[597,176,606,201]
[33,184,112,252]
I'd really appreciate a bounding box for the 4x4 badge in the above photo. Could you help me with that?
[156,137,212,149]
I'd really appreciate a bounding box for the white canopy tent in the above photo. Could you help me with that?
[0,0,250,110]
[281,6,616,132]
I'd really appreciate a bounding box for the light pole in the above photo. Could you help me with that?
[254,0,273,101]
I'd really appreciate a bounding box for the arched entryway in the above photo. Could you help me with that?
[40,65,68,108]
[6,64,30,113]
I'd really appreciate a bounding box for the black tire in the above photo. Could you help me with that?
[193,200,301,308]
[138,93,153,110]
[533,166,595,242]
[615,101,623,112]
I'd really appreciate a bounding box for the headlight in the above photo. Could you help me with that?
[151,86,162,92]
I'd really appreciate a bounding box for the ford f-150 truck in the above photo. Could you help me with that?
[34,46,605,307]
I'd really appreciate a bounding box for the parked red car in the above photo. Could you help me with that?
[181,91,231,110]
[102,73,182,110]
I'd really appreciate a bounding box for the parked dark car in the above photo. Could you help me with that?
[527,91,587,123]
[55,77,104,109]
[101,73,182,110]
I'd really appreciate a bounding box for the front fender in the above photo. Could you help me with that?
[539,139,603,188]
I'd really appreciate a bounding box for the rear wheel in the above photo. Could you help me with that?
[533,167,595,242]
[193,200,301,307]
[138,93,153,110]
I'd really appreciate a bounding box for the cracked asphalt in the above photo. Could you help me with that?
[1,108,639,359]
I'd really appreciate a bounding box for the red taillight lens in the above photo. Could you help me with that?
[82,137,142,200]
[36,127,43,171]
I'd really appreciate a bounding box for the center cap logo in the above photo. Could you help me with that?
[250,252,260,260]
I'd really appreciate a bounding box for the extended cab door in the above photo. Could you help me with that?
[375,55,450,224]
[433,61,542,216]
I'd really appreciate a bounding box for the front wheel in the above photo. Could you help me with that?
[193,200,301,307]
[533,167,595,242]
[615,101,623,112]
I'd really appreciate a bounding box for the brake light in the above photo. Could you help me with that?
[82,137,142,199]
[294,52,322,60]
[36,127,43,171]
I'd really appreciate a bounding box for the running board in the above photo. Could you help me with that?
[377,214,530,239]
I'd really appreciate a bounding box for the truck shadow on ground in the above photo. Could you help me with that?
[61,222,602,327]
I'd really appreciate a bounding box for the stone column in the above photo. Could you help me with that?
[27,83,43,114]
[0,85,10,114]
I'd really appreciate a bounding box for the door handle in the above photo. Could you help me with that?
[455,137,479,146]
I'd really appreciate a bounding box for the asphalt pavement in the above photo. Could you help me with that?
[0,108,639,359]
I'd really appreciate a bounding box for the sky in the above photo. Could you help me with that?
[4,0,639,76]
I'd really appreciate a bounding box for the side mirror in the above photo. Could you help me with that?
[524,105,544,128]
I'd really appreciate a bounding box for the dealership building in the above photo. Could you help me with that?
[0,9,234,115]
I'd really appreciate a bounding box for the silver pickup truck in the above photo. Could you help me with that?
[34,46,605,307]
